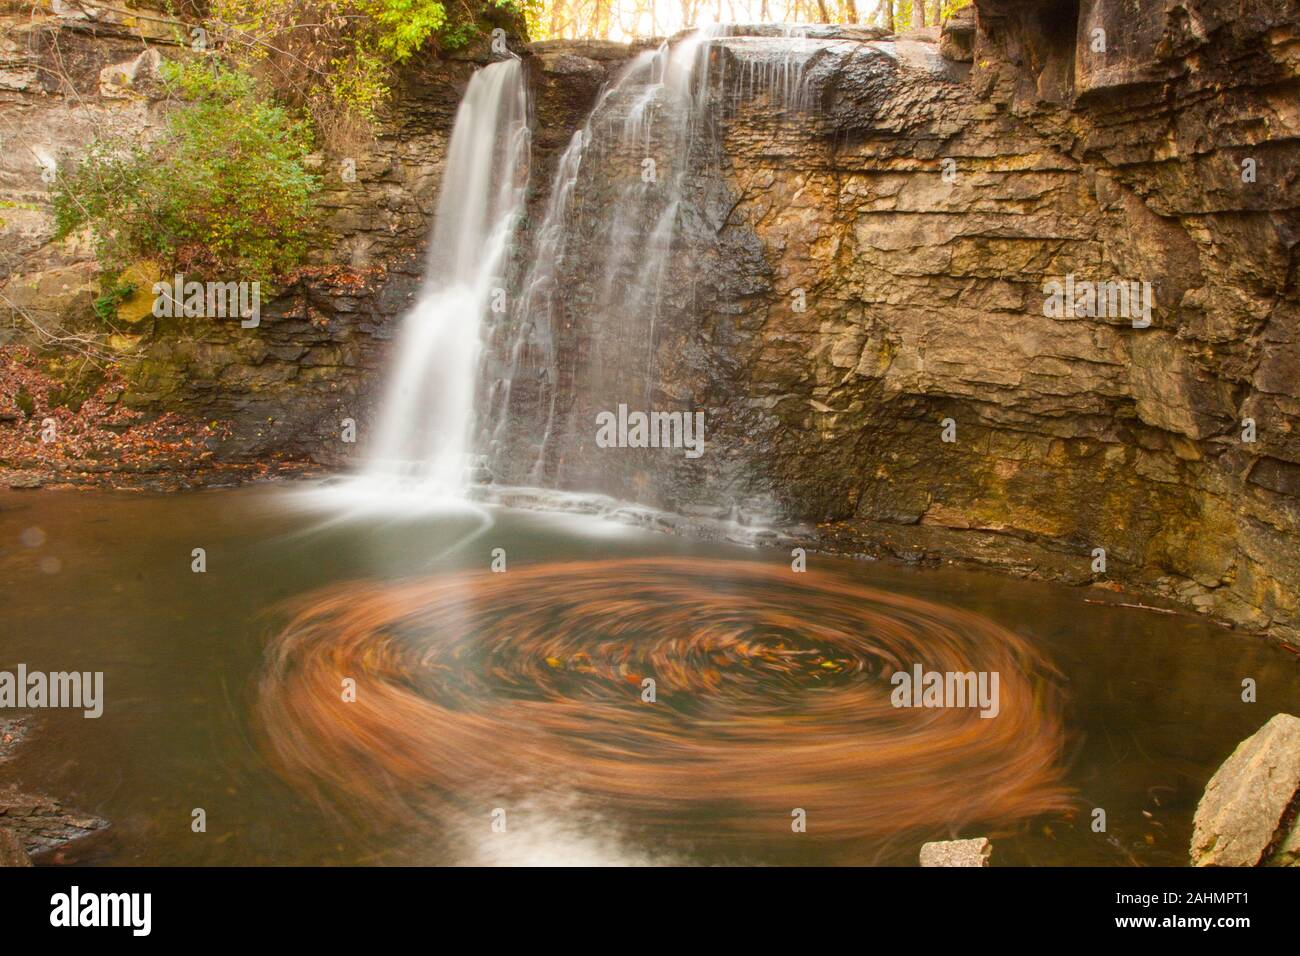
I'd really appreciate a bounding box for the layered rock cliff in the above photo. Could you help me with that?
[774,1,1299,642]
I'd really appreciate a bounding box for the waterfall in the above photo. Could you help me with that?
[356,28,828,516]
[482,26,823,498]
[483,29,730,492]
[364,58,530,492]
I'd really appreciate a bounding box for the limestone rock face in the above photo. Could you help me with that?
[480,7,1300,645]
[0,11,175,277]
[1,262,100,338]
[98,47,164,99]
[1191,713,1300,867]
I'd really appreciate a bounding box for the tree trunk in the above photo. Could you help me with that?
[845,0,859,22]
[884,0,895,31]
[911,0,925,28]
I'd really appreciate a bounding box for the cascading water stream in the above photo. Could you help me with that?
[363,58,530,493]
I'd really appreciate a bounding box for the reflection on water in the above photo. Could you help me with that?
[1,483,1297,866]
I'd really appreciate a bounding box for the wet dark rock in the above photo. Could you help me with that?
[0,719,112,863]
[0,828,32,867]
[0,787,112,863]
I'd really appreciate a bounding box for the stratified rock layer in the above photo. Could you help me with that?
[0,827,32,867]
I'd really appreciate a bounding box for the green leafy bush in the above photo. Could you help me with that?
[360,0,450,59]
[52,61,321,292]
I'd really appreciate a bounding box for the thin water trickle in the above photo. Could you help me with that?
[486,28,730,489]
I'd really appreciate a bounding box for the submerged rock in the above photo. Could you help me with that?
[0,717,33,761]
[919,837,992,867]
[0,828,32,867]
[0,787,112,864]
[0,717,112,863]
[1191,713,1300,867]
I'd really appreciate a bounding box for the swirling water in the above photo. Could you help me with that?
[3,485,1296,865]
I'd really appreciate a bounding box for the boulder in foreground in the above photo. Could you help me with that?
[1191,713,1300,867]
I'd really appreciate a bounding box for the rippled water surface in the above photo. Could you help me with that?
[1,484,1296,865]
